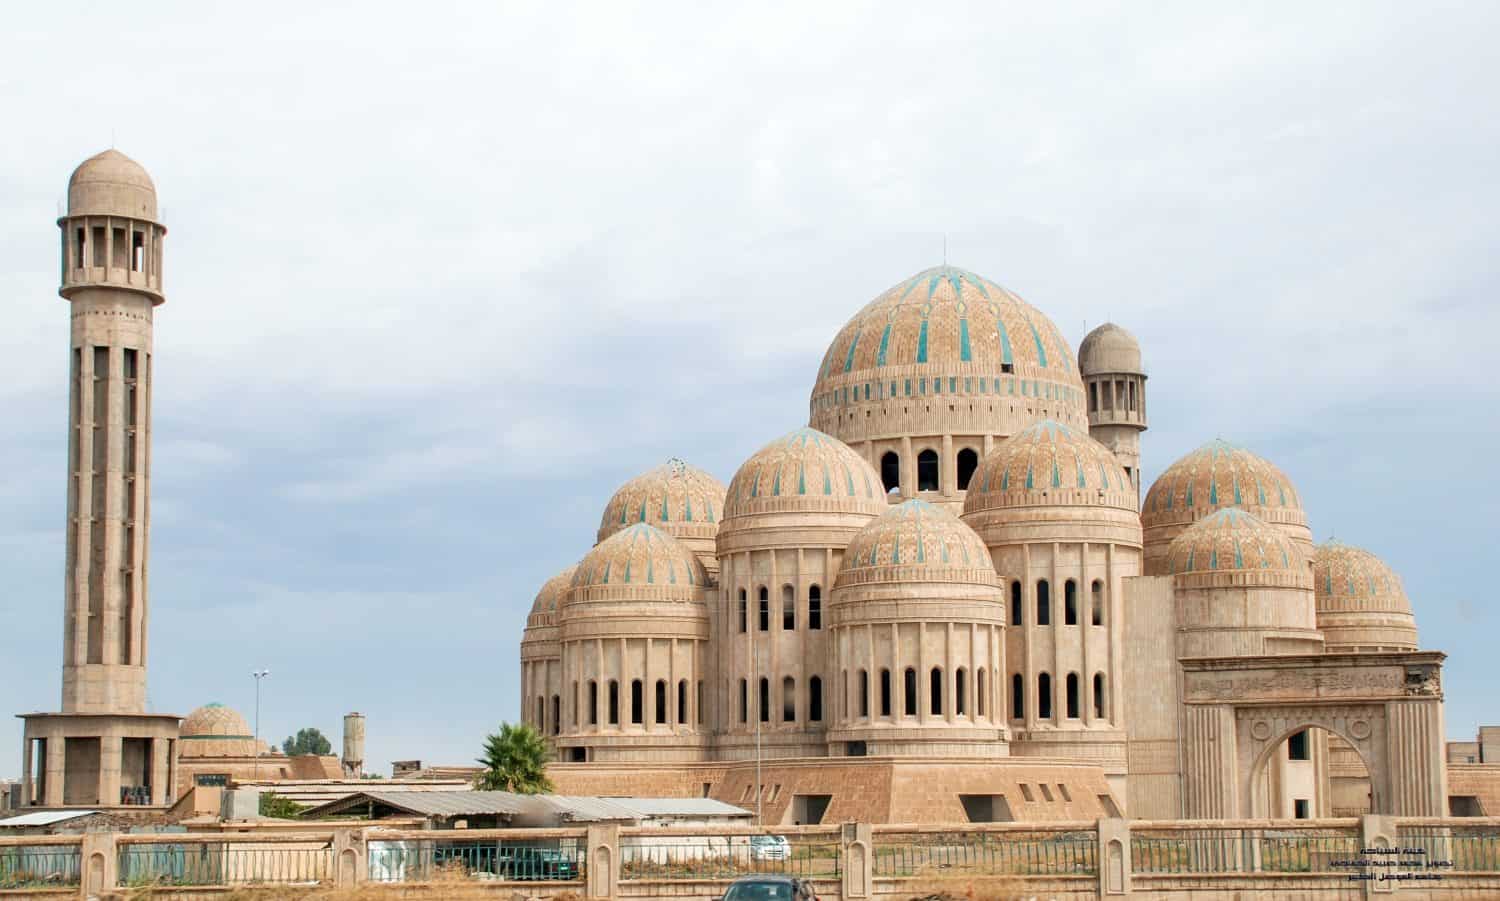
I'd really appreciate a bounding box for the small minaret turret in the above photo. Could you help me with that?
[1079,323,1147,500]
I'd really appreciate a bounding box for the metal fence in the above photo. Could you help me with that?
[619,832,841,881]
[1399,825,1500,873]
[0,844,80,890]
[1131,826,1360,874]
[367,838,586,884]
[872,829,1097,878]
[117,841,332,887]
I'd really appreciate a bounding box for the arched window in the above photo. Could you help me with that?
[1011,673,1024,720]
[955,667,967,716]
[738,589,747,633]
[879,669,892,717]
[903,667,918,716]
[930,667,944,715]
[809,585,822,630]
[572,681,580,727]
[1091,580,1104,626]
[782,676,796,722]
[1010,581,1022,625]
[678,679,688,725]
[1036,579,1051,626]
[739,679,748,724]
[917,449,940,491]
[588,680,599,725]
[1065,673,1080,719]
[551,695,560,735]
[608,680,620,725]
[782,585,796,630]
[1089,382,1098,412]
[631,679,644,725]
[1037,673,1052,720]
[956,448,980,490]
[809,676,823,722]
[881,451,900,493]
[758,677,770,723]
[758,587,770,631]
[655,679,668,725]
[1064,580,1078,625]
[860,670,871,718]
[976,668,986,717]
[1094,672,1106,719]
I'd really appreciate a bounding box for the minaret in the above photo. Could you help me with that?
[17,150,179,809]
[1079,323,1147,499]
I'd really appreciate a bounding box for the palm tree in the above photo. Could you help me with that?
[474,722,554,794]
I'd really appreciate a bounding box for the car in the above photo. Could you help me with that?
[722,874,818,900]
[496,846,578,881]
[748,834,791,861]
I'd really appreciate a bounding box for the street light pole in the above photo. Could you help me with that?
[252,670,270,781]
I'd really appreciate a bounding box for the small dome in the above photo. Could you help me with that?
[1078,323,1142,375]
[597,460,726,577]
[67,149,158,219]
[723,427,887,520]
[1165,508,1304,578]
[963,419,1136,515]
[1143,439,1310,575]
[1313,541,1418,651]
[181,702,252,738]
[837,499,996,588]
[810,265,1087,440]
[572,522,709,594]
[528,565,578,618]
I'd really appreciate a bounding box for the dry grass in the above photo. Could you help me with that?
[111,863,585,901]
[900,867,1034,901]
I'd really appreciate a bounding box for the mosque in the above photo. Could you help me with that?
[9,149,1477,827]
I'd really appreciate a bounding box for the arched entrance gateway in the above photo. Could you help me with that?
[1179,652,1447,819]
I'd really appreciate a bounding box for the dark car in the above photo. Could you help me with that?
[497,846,578,881]
[722,874,818,900]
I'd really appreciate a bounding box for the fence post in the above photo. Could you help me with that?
[1361,814,1398,897]
[586,823,619,899]
[78,832,117,899]
[841,823,874,900]
[1096,818,1130,896]
[332,827,367,886]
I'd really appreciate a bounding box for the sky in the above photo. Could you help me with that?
[2,2,1497,779]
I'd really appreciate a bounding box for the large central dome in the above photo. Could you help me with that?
[809,266,1086,508]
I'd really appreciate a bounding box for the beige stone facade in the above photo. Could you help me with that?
[521,261,1463,826]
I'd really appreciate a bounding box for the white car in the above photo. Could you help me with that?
[749,835,791,861]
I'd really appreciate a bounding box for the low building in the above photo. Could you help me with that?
[303,790,751,830]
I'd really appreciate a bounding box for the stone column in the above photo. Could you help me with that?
[586,823,619,899]
[150,736,171,805]
[1097,817,1131,896]
[100,733,122,806]
[44,735,65,807]
[842,822,874,900]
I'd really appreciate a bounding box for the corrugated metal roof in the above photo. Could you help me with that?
[605,797,752,818]
[0,810,97,827]
[315,791,528,818]
[539,795,641,822]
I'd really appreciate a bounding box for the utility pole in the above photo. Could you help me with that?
[252,670,270,781]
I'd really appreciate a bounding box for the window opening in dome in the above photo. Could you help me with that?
[1038,673,1053,720]
[809,675,823,722]
[91,226,105,266]
[1011,673,1024,720]
[881,452,900,494]
[1094,673,1106,719]
[739,679,748,724]
[677,680,688,725]
[738,590,747,633]
[956,449,979,491]
[589,681,598,725]
[917,450,939,491]
[74,227,85,268]
[111,227,127,268]
[131,230,145,272]
[758,587,769,631]
[955,667,967,716]
[878,669,890,717]
[977,668,986,717]
[1037,580,1051,625]
[1091,580,1104,625]
[1010,582,1022,625]
[1064,580,1078,625]
[783,677,795,722]
[758,678,770,723]
[930,667,943,716]
[809,586,822,629]
[655,680,667,725]
[1089,382,1098,412]
[862,670,872,718]
[697,681,704,725]
[608,681,619,725]
[631,680,644,725]
[903,668,918,716]
[552,696,560,735]
[1002,362,1013,374]
[1066,673,1080,719]
[782,585,795,630]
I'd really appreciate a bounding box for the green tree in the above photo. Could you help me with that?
[258,791,305,819]
[281,727,333,756]
[474,722,553,794]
